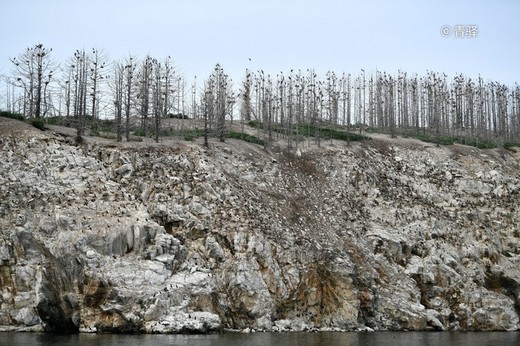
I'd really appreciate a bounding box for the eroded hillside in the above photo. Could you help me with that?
[1,117,520,333]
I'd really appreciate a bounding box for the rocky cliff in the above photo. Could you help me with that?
[1,117,520,333]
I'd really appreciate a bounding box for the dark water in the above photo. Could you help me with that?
[1,332,519,346]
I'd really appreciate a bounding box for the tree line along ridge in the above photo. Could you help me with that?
[2,44,520,149]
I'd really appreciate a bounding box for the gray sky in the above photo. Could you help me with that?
[1,0,519,86]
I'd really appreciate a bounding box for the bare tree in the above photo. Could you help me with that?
[60,63,73,118]
[240,69,253,122]
[151,58,162,142]
[375,71,384,130]
[286,70,295,149]
[89,48,109,127]
[162,56,176,119]
[0,75,18,113]
[476,75,486,138]
[191,76,198,119]
[8,45,520,147]
[326,70,339,126]
[150,58,176,143]
[123,56,136,141]
[137,55,153,137]
[70,49,89,139]
[208,64,233,142]
[111,61,124,141]
[202,77,214,147]
[10,43,56,118]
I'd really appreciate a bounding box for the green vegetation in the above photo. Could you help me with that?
[127,128,264,145]
[407,132,497,149]
[168,113,189,119]
[504,141,520,149]
[247,120,261,128]
[5,108,517,150]
[44,115,114,130]
[182,128,265,145]
[0,110,46,131]
[0,111,24,121]
[131,127,175,138]
[248,120,370,143]
[183,129,205,141]
[299,123,370,142]
[29,118,46,131]
[227,131,265,145]
[45,116,61,125]
[366,127,517,149]
[453,137,496,149]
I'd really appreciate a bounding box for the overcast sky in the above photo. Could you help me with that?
[1,0,519,86]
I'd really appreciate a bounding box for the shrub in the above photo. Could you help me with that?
[90,128,101,137]
[504,142,520,149]
[412,132,498,149]
[46,116,61,125]
[247,120,369,143]
[132,128,147,137]
[183,129,205,141]
[29,118,46,130]
[0,111,24,121]
[227,131,265,145]
[168,113,189,119]
[458,137,495,149]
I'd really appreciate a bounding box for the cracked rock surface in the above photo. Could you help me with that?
[1,117,520,333]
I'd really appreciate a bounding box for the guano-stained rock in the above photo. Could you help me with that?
[1,120,520,333]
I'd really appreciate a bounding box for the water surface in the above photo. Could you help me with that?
[1,331,519,346]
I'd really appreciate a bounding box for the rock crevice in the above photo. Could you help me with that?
[1,120,519,332]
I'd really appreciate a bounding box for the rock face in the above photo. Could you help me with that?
[1,118,520,333]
